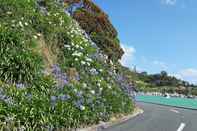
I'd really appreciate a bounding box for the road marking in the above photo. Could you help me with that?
[170,109,180,114]
[177,123,186,131]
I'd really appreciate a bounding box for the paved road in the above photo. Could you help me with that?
[102,102,197,131]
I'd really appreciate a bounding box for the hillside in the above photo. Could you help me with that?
[135,71,197,96]
[0,0,134,130]
[62,0,197,96]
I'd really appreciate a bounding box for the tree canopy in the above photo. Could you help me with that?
[64,0,124,61]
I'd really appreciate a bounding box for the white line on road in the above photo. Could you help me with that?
[170,109,180,114]
[177,123,186,131]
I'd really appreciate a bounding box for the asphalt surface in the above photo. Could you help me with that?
[102,102,197,131]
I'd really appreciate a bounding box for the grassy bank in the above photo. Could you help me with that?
[0,0,134,130]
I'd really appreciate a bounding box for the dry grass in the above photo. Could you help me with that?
[32,35,59,73]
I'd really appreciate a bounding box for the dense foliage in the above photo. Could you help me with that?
[0,27,43,84]
[0,0,134,130]
[135,70,197,95]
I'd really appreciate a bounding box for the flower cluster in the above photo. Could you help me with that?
[50,94,71,103]
[90,68,99,75]
[74,99,85,111]
[115,74,135,98]
[0,89,13,105]
[15,83,26,89]
[51,65,69,88]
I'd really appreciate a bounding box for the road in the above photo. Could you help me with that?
[102,102,197,131]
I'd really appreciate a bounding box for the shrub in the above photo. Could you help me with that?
[0,27,43,84]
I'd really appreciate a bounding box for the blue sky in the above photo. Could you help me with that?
[93,0,197,84]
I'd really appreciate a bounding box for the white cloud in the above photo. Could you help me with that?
[120,45,136,68]
[161,0,177,6]
[180,69,197,78]
[179,69,197,84]
[153,60,168,70]
[169,73,183,79]
[170,68,197,84]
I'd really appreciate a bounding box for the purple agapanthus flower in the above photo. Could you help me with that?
[16,83,25,89]
[52,64,61,75]
[50,96,58,110]
[74,100,85,111]
[0,90,14,105]
[51,64,69,88]
[76,91,83,98]
[26,93,32,101]
[50,96,57,102]
[59,79,69,89]
[76,74,80,81]
[63,79,68,85]
[58,94,70,101]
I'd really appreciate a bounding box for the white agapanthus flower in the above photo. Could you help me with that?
[97,83,101,87]
[6,11,12,15]
[33,35,38,39]
[110,60,113,65]
[24,22,28,26]
[73,88,77,93]
[19,21,23,27]
[75,44,79,49]
[80,46,84,50]
[90,90,95,94]
[80,105,85,111]
[74,58,79,61]
[72,51,83,57]
[71,42,74,46]
[86,57,92,62]
[87,62,91,66]
[37,33,41,37]
[108,85,112,89]
[64,44,71,48]
[82,83,87,88]
[81,61,86,65]
[99,69,103,72]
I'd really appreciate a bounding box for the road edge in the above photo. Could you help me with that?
[137,100,197,111]
[77,107,144,131]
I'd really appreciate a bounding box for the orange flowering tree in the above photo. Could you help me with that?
[65,0,124,61]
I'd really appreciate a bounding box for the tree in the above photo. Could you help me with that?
[161,71,168,77]
[191,87,197,96]
[140,72,148,76]
[64,0,124,61]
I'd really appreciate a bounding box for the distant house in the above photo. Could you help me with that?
[175,86,186,94]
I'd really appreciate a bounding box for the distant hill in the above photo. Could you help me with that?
[136,70,197,96]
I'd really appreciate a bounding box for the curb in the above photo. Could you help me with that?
[77,107,144,131]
